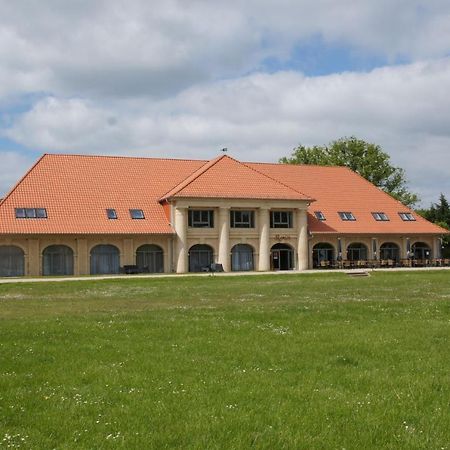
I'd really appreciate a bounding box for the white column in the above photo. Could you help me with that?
[258,207,270,271]
[297,209,308,270]
[175,207,188,273]
[218,207,230,271]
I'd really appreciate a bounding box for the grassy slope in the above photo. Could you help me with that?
[0,271,449,449]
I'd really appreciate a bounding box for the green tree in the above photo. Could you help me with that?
[280,136,419,207]
[417,194,450,257]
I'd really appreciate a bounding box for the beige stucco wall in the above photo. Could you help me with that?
[0,227,443,277]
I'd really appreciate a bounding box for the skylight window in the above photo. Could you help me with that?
[106,209,117,219]
[130,209,145,219]
[372,212,389,221]
[314,211,326,221]
[399,212,416,221]
[15,208,47,219]
[338,211,356,221]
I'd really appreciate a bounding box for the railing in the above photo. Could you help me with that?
[314,259,450,269]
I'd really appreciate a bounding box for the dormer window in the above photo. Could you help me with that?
[15,208,47,219]
[399,212,416,221]
[314,211,326,221]
[106,209,117,219]
[130,209,145,219]
[338,211,356,221]
[372,212,389,221]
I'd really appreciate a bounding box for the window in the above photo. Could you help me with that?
[314,211,326,221]
[399,212,416,221]
[372,212,389,221]
[188,209,214,228]
[270,211,293,228]
[106,209,117,219]
[338,211,356,221]
[230,210,255,228]
[130,209,145,219]
[15,208,47,219]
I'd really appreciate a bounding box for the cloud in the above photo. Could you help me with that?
[0,152,35,199]
[1,0,450,100]
[4,58,450,204]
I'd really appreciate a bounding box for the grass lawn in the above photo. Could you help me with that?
[0,271,449,449]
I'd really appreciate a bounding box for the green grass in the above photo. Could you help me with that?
[0,271,449,449]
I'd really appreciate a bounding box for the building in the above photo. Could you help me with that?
[0,153,447,277]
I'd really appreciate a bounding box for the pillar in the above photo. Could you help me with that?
[218,207,230,271]
[297,209,308,270]
[27,239,40,276]
[76,239,88,275]
[371,238,378,260]
[123,239,134,266]
[258,207,270,271]
[175,207,188,273]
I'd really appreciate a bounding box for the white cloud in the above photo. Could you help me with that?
[4,58,450,204]
[1,0,450,99]
[0,152,35,199]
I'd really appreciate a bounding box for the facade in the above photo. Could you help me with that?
[0,153,447,277]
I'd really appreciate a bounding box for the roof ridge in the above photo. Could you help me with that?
[159,154,227,201]
[0,154,47,208]
[43,152,208,163]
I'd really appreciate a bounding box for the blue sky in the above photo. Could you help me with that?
[1,0,450,206]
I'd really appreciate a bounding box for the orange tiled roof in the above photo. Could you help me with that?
[160,154,312,201]
[249,162,447,235]
[0,153,446,235]
[0,154,204,234]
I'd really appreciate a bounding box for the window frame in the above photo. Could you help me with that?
[106,209,118,220]
[129,209,145,220]
[398,212,416,221]
[372,212,389,221]
[230,210,255,228]
[270,210,293,228]
[15,208,47,219]
[338,211,356,221]
[188,209,214,228]
[314,211,326,221]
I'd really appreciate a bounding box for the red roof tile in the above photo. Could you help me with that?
[0,154,446,236]
[249,162,447,235]
[160,154,312,201]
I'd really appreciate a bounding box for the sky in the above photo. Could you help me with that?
[1,0,450,206]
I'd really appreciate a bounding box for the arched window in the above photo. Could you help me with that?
[0,246,25,277]
[313,243,335,267]
[271,243,294,270]
[43,245,74,276]
[90,245,120,275]
[412,242,431,260]
[136,245,164,273]
[231,244,254,271]
[379,242,400,261]
[347,243,368,261]
[189,244,213,272]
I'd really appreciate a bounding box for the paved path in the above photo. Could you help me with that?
[0,266,449,284]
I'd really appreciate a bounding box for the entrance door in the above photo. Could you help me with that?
[271,244,294,270]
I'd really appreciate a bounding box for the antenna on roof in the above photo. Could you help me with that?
[221,147,228,153]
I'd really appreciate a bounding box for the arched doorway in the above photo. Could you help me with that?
[347,243,368,261]
[412,242,431,260]
[379,242,400,261]
[90,245,120,275]
[313,243,335,268]
[271,243,294,270]
[0,246,25,277]
[43,245,74,276]
[136,244,164,273]
[189,244,213,272]
[231,244,254,271]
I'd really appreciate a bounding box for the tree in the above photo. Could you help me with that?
[417,194,450,257]
[280,136,419,207]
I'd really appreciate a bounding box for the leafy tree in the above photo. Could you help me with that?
[280,137,419,207]
[417,194,450,257]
